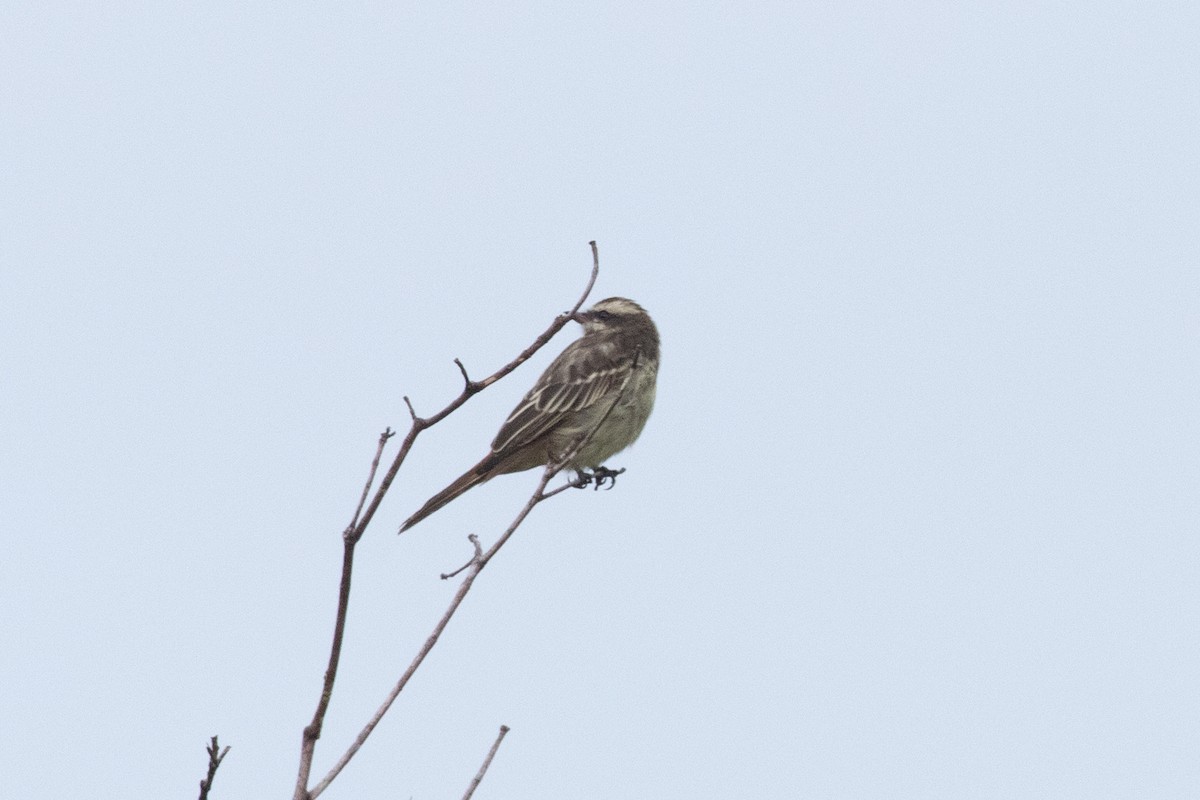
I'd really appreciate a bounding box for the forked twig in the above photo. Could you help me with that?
[197,736,230,800]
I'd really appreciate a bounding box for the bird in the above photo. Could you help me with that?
[400,296,660,532]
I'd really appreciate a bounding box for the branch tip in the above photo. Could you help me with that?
[461,724,513,800]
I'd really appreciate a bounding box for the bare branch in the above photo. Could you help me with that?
[197,736,230,800]
[292,244,601,800]
[461,726,511,800]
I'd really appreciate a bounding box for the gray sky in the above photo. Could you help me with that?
[3,3,1197,798]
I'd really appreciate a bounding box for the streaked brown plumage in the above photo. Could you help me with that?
[400,297,660,532]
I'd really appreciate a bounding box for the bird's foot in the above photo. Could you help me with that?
[572,466,625,491]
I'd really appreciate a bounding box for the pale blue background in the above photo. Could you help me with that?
[2,3,1197,798]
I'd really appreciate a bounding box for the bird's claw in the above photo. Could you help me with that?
[573,466,625,491]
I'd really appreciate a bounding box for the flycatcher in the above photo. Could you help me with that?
[400,297,660,532]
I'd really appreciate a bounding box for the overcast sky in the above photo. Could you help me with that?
[3,3,1198,798]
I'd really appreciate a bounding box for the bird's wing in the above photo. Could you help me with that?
[490,337,632,457]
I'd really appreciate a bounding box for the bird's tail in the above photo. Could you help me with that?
[399,460,493,533]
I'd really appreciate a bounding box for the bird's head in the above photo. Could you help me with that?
[572,297,652,335]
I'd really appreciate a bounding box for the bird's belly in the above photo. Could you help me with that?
[572,373,657,468]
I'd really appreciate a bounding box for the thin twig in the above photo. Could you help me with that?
[197,736,230,800]
[292,244,601,800]
[442,535,483,580]
[461,726,511,800]
[297,425,395,768]
[454,358,472,388]
[348,428,394,533]
[538,477,587,501]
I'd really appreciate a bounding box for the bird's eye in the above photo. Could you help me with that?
[596,310,613,321]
